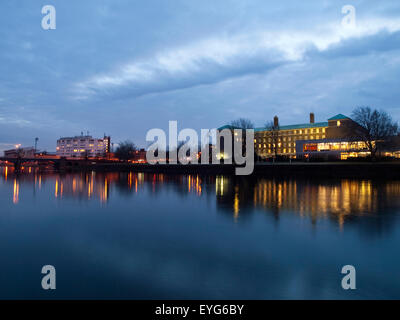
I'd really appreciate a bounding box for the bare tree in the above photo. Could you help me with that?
[230,118,254,129]
[265,121,280,159]
[351,106,398,159]
[115,140,137,161]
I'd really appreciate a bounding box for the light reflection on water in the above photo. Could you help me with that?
[3,167,399,223]
[1,166,400,299]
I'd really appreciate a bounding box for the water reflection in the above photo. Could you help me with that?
[13,178,19,204]
[215,177,400,235]
[2,166,400,228]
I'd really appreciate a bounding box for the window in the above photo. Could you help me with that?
[303,144,318,152]
[337,121,341,127]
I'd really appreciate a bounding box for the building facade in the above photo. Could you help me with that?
[253,113,374,159]
[219,112,400,161]
[254,113,331,158]
[56,135,111,158]
[4,147,35,158]
[295,139,372,160]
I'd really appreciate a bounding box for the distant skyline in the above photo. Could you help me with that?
[1,0,400,153]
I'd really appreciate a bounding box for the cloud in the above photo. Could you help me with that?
[0,114,31,126]
[73,17,400,101]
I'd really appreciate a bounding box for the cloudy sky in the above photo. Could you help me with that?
[1,0,400,152]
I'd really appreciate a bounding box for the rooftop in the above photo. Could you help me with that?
[58,135,95,140]
[255,122,328,132]
[218,113,353,132]
[328,114,351,121]
[217,124,241,131]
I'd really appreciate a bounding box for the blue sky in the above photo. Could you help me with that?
[1,0,400,152]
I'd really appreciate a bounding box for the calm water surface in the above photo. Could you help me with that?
[1,166,400,299]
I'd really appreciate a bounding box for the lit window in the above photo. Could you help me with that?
[337,121,341,127]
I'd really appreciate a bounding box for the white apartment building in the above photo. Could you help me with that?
[56,135,110,158]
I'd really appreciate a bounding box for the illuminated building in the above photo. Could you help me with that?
[218,113,400,160]
[231,113,390,159]
[56,134,111,158]
[215,125,248,162]
[253,113,331,158]
[131,149,147,163]
[296,139,372,160]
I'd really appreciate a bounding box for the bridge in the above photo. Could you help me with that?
[0,156,109,172]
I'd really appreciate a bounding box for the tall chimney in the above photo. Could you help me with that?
[274,116,279,127]
[310,112,315,124]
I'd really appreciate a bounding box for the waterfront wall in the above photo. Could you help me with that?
[85,162,400,179]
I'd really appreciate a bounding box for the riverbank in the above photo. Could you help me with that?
[80,162,400,179]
